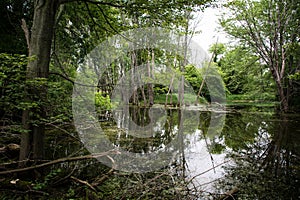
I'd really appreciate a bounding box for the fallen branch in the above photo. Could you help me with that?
[70,176,97,192]
[0,150,120,175]
[0,188,49,196]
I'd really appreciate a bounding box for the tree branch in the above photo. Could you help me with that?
[59,0,125,8]
[70,176,97,192]
[0,150,120,175]
[21,19,30,50]
[49,72,75,84]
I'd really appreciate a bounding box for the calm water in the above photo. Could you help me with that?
[38,105,300,199]
[98,106,300,198]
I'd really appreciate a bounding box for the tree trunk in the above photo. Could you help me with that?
[270,66,289,112]
[19,0,59,166]
[147,49,154,106]
[130,51,138,105]
[276,81,289,112]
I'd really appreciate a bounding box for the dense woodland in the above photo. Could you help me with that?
[0,0,299,199]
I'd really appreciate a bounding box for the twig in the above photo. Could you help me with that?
[204,134,216,173]
[187,159,230,184]
[70,176,97,192]
[45,122,80,142]
[197,177,223,188]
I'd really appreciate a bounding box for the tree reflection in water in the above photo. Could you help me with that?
[101,107,299,199]
[215,113,300,200]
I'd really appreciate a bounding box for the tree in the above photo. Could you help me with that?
[18,0,214,165]
[208,43,226,64]
[218,45,275,99]
[220,0,300,112]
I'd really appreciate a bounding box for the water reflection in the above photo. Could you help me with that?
[100,107,300,198]
[100,106,225,179]
[102,107,203,157]
[215,113,300,200]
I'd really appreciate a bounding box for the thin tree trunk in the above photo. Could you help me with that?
[138,77,147,107]
[147,49,154,106]
[130,51,138,105]
[165,74,174,106]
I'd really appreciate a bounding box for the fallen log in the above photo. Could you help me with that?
[0,150,120,175]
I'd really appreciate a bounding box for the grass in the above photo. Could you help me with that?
[152,93,207,105]
[225,94,279,112]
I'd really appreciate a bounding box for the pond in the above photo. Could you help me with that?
[1,105,299,199]
[95,105,300,199]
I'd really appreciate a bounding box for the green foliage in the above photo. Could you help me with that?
[289,71,300,81]
[55,3,126,64]
[218,46,276,101]
[154,93,178,104]
[0,53,27,122]
[153,84,169,95]
[220,0,300,111]
[209,142,226,154]
[209,43,226,63]
[197,62,226,103]
[47,63,74,123]
[183,64,203,93]
[178,64,212,103]
[0,53,76,141]
[46,79,73,121]
[95,92,112,111]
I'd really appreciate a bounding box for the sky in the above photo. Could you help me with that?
[191,7,229,54]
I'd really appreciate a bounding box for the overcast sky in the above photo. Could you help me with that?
[191,7,229,54]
